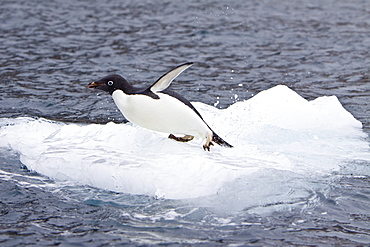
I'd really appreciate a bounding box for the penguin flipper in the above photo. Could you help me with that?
[150,62,194,93]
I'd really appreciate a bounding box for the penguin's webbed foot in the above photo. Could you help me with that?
[202,142,214,151]
[168,134,194,142]
[202,132,214,151]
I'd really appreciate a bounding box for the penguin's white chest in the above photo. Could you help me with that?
[111,90,211,139]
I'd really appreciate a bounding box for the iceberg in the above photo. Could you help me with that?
[1,85,369,200]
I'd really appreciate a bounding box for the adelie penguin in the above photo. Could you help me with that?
[88,62,233,151]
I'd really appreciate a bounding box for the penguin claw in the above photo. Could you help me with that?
[203,142,214,151]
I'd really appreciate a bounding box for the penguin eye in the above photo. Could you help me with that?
[107,81,114,86]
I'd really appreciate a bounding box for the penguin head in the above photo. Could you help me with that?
[88,74,133,95]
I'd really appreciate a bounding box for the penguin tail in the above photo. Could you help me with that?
[212,132,233,148]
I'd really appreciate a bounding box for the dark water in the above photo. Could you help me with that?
[1,0,370,246]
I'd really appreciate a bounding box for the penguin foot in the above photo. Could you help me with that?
[168,134,194,142]
[202,142,214,151]
[202,132,214,151]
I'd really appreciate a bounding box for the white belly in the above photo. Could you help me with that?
[112,90,211,139]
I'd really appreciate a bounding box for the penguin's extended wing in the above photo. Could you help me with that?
[150,62,194,93]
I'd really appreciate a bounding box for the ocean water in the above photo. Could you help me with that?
[1,0,370,246]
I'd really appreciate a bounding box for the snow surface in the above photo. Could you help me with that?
[1,85,369,201]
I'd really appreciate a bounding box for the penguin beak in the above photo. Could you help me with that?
[88,81,103,89]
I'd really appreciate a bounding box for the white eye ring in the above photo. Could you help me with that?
[107,81,114,86]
